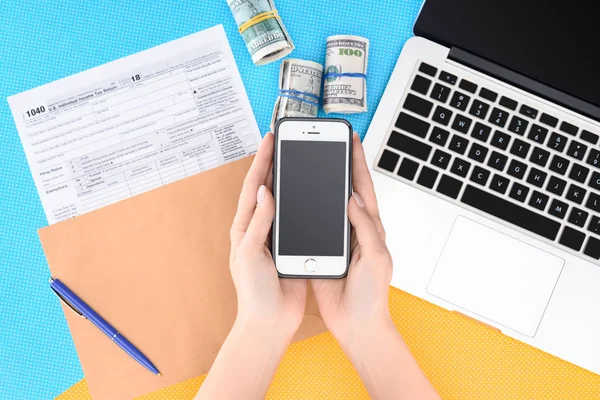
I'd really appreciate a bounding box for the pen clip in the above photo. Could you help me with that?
[49,278,85,318]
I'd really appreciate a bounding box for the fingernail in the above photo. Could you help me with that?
[353,191,364,208]
[257,185,266,204]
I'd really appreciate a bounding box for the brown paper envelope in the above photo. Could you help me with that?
[38,156,326,400]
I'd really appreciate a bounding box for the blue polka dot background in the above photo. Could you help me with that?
[0,0,422,398]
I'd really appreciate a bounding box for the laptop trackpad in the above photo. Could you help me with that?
[427,216,564,337]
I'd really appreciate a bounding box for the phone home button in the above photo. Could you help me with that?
[304,259,317,272]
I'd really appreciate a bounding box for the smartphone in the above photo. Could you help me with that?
[272,117,352,278]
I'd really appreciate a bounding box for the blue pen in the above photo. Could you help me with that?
[49,278,161,376]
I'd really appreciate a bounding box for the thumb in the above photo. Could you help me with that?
[244,185,275,247]
[348,192,386,253]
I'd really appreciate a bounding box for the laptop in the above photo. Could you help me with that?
[363,0,600,374]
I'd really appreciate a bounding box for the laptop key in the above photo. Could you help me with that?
[549,155,569,175]
[479,87,498,102]
[589,171,600,191]
[377,150,400,172]
[461,185,560,240]
[508,116,528,135]
[449,91,470,111]
[436,174,463,199]
[488,151,508,171]
[519,104,538,119]
[468,99,490,119]
[567,140,587,161]
[548,199,568,219]
[548,132,567,153]
[581,130,599,145]
[569,163,589,184]
[397,158,419,181]
[450,157,471,178]
[560,121,578,136]
[568,207,589,228]
[468,143,488,163]
[588,216,600,235]
[528,124,548,144]
[559,227,586,251]
[432,105,453,126]
[527,167,547,188]
[529,191,549,211]
[471,122,492,142]
[584,237,600,260]
[387,131,432,161]
[489,107,509,127]
[418,62,437,77]
[403,93,433,118]
[586,149,600,169]
[448,135,469,155]
[411,75,432,95]
[547,176,567,196]
[566,184,586,205]
[430,83,451,103]
[459,79,477,93]
[509,182,529,202]
[491,130,510,150]
[499,96,518,110]
[530,147,550,167]
[540,113,559,128]
[490,174,510,194]
[585,192,600,213]
[507,159,527,179]
[431,149,451,170]
[440,71,457,85]
[417,166,438,189]
[429,126,450,146]
[470,166,490,186]
[395,112,430,138]
[451,114,472,134]
[510,138,530,159]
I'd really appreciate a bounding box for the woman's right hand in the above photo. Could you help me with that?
[312,134,440,400]
[311,133,394,348]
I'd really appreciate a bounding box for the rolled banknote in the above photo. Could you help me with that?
[323,35,369,114]
[227,0,294,66]
[271,58,323,130]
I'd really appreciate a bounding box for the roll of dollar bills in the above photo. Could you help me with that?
[271,58,323,130]
[323,35,369,114]
[227,0,294,66]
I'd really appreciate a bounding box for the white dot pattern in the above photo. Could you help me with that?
[58,289,600,400]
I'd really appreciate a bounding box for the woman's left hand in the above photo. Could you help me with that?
[197,133,307,400]
[229,132,307,340]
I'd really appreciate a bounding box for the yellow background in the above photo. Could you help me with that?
[57,288,600,399]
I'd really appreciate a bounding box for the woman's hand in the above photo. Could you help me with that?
[199,132,438,400]
[197,133,308,400]
[229,132,307,340]
[312,132,393,347]
[312,134,439,400]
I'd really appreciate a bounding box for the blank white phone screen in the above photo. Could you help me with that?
[279,140,347,256]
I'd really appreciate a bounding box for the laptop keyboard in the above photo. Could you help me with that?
[374,61,600,261]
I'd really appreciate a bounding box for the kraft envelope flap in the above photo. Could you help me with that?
[38,156,326,400]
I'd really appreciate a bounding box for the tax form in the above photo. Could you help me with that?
[8,25,261,225]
